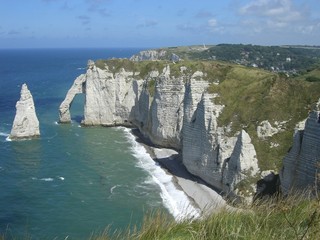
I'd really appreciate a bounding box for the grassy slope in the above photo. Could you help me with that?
[92,194,320,240]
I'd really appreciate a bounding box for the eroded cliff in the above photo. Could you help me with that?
[60,59,263,197]
[280,110,320,194]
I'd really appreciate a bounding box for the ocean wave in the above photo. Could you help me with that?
[110,184,121,194]
[31,176,65,182]
[0,132,9,137]
[123,128,200,221]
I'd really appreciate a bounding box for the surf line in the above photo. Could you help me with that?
[122,127,200,221]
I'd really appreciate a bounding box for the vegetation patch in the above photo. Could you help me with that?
[206,64,320,171]
[91,193,320,240]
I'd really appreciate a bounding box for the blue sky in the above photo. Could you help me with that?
[1,0,320,48]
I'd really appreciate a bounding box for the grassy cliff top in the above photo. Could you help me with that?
[95,58,320,171]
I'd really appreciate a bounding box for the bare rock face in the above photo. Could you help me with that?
[130,49,167,61]
[222,130,259,193]
[280,110,320,194]
[59,60,144,126]
[59,74,86,123]
[146,66,185,149]
[9,84,40,140]
[257,120,280,139]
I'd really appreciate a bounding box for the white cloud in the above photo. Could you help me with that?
[208,18,217,28]
[237,0,319,36]
[207,18,225,33]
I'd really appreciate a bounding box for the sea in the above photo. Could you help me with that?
[0,48,197,239]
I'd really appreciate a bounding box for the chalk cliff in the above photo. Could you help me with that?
[60,60,260,196]
[280,110,320,194]
[9,83,40,140]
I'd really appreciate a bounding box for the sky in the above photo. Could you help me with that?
[0,0,320,48]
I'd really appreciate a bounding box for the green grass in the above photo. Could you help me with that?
[208,64,320,171]
[91,193,320,240]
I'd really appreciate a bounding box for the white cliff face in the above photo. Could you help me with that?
[59,60,144,126]
[146,66,185,149]
[181,74,259,194]
[222,130,259,192]
[130,50,167,61]
[83,64,143,126]
[10,84,40,140]
[280,110,320,194]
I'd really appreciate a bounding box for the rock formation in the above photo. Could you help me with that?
[280,110,320,194]
[130,49,167,61]
[59,60,260,196]
[9,83,40,140]
[222,130,259,193]
[257,120,280,139]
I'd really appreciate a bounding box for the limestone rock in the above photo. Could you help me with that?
[280,111,320,194]
[145,65,185,149]
[257,120,280,139]
[59,60,143,126]
[9,84,40,140]
[222,130,259,192]
[182,76,236,189]
[59,74,86,123]
[130,50,167,61]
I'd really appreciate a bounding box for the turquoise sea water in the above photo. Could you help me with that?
[0,49,196,239]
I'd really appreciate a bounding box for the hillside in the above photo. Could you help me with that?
[131,44,320,75]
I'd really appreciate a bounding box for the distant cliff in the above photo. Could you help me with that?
[59,58,320,199]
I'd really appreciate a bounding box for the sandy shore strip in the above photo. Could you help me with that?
[131,129,233,216]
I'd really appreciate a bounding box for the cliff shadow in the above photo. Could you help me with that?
[130,128,224,195]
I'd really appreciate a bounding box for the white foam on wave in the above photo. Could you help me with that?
[0,132,9,137]
[110,185,121,194]
[1,132,11,142]
[123,128,200,221]
[40,178,54,182]
[32,177,64,182]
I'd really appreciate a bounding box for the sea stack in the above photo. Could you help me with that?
[9,83,40,140]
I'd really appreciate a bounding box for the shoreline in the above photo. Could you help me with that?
[130,128,232,217]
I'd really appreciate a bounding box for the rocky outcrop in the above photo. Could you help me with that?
[222,130,259,193]
[130,49,181,62]
[130,50,167,61]
[280,110,320,194]
[59,60,144,126]
[182,78,227,189]
[9,84,40,140]
[59,74,86,123]
[144,66,185,149]
[257,120,280,139]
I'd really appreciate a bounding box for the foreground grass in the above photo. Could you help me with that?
[92,194,320,240]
